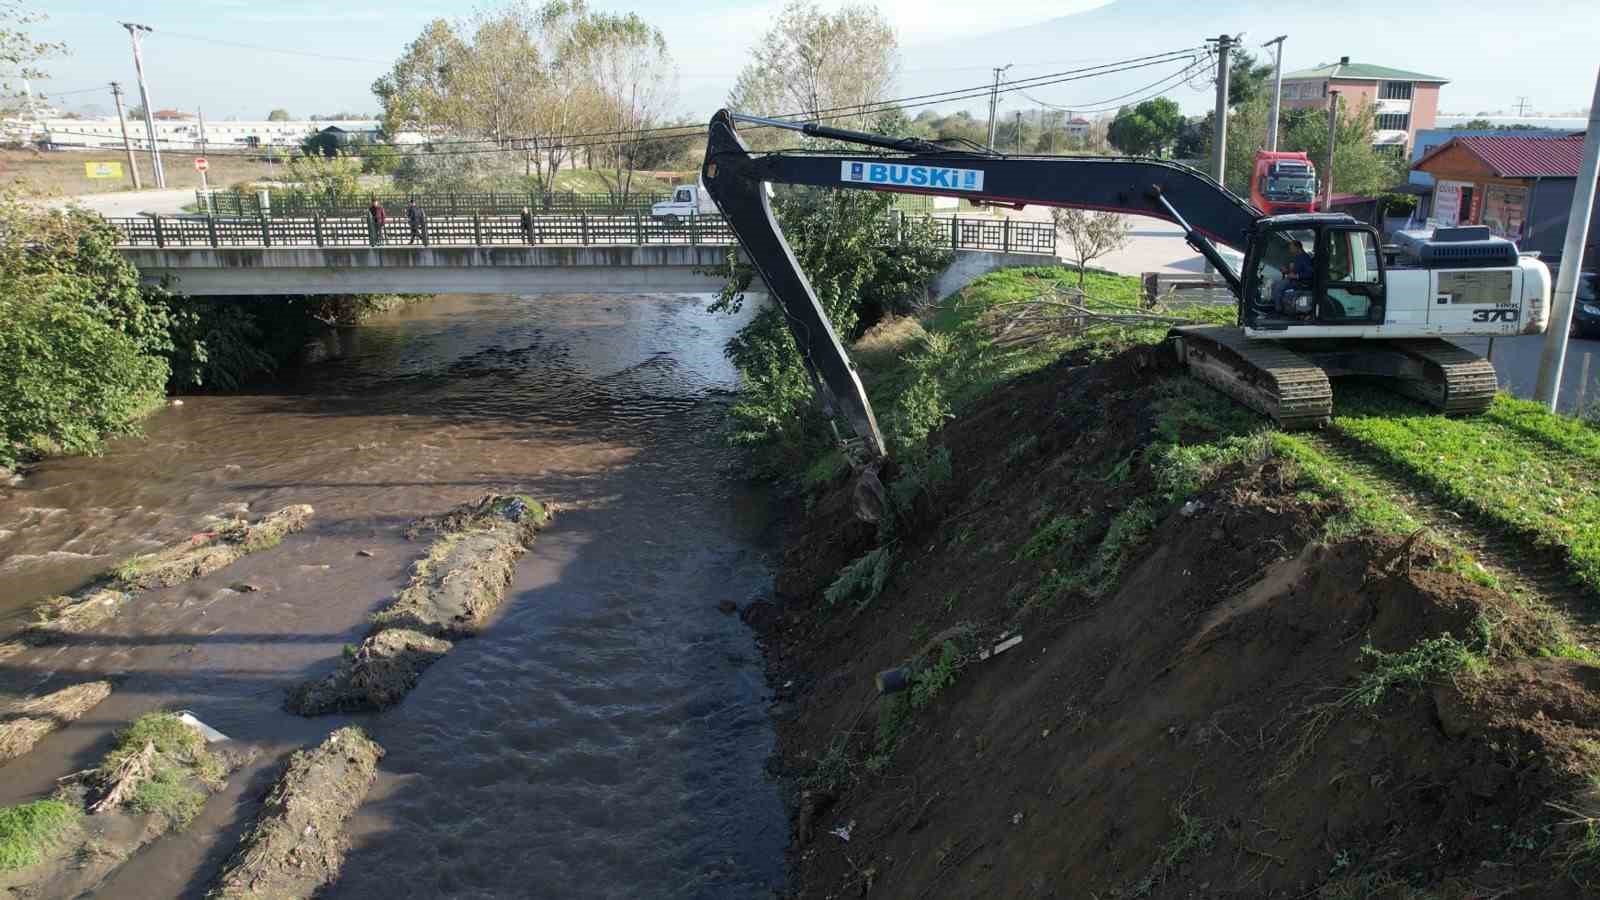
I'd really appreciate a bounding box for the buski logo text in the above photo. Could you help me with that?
[841,161,985,192]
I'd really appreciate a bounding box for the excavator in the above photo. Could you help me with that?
[700,110,1552,461]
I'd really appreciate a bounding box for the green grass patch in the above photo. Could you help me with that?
[1019,515,1088,560]
[99,713,225,790]
[1331,390,1600,594]
[127,766,206,829]
[0,800,80,871]
[1131,793,1216,897]
[1268,434,1420,540]
[1347,633,1487,708]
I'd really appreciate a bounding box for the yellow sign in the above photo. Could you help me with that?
[84,161,124,179]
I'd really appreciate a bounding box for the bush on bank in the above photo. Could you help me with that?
[0,201,417,469]
[710,186,953,474]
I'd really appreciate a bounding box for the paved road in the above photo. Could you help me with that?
[50,188,194,217]
[1453,333,1600,415]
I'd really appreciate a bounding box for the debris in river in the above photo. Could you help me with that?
[287,494,550,717]
[108,504,313,591]
[0,680,113,763]
[208,727,383,900]
[21,505,313,647]
[285,629,453,715]
[373,494,549,639]
[0,711,251,895]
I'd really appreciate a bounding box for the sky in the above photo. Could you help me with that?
[31,0,1600,124]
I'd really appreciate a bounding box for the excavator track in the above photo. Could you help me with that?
[1168,325,1332,429]
[1387,339,1500,416]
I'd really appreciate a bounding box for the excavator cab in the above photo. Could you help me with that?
[1240,215,1386,330]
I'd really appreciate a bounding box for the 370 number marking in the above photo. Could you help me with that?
[1471,308,1519,323]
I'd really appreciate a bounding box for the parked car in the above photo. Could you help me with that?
[1571,272,1600,339]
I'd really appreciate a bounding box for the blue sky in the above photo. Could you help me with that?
[33,0,1600,122]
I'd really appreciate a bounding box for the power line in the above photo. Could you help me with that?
[1017,54,1211,114]
[150,29,390,65]
[43,48,1206,160]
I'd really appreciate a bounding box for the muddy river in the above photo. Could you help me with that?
[0,294,788,898]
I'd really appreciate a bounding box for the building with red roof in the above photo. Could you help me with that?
[1413,132,1597,268]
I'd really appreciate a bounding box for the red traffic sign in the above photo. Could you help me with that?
[193,157,209,172]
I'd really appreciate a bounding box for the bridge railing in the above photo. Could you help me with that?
[108,212,1056,254]
[195,188,669,217]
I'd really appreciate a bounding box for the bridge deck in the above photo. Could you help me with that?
[105,213,1057,255]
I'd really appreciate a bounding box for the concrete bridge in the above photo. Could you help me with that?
[108,213,1058,296]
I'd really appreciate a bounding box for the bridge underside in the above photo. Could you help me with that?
[122,244,747,296]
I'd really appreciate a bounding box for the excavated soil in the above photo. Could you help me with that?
[757,346,1600,898]
[285,494,549,716]
[208,726,384,900]
[0,679,114,763]
[286,629,453,715]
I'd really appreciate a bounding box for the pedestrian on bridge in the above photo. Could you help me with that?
[368,200,386,246]
[407,200,427,245]
[520,207,534,244]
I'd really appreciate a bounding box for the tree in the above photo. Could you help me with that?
[576,12,674,203]
[267,108,291,121]
[727,0,897,145]
[1051,208,1131,287]
[1107,97,1183,157]
[0,4,62,101]
[1281,100,1407,197]
[1460,118,1495,129]
[1227,50,1274,109]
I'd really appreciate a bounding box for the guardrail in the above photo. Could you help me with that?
[109,212,1057,254]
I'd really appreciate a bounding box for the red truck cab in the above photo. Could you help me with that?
[1250,151,1318,215]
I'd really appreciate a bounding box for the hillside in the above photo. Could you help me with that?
[752,267,1600,898]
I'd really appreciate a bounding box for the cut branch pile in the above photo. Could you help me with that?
[987,282,1197,349]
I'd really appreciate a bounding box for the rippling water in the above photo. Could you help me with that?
[0,294,787,898]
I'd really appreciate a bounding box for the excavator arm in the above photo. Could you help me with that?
[700,109,1260,461]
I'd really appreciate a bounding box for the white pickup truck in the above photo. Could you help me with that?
[650,183,719,221]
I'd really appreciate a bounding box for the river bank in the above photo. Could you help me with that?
[0,293,789,897]
[751,268,1600,898]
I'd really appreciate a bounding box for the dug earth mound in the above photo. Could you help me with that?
[757,345,1600,898]
[287,494,550,715]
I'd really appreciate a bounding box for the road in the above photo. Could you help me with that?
[49,188,194,217]
[1453,333,1600,415]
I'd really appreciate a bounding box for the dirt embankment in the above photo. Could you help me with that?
[208,726,383,900]
[756,347,1600,898]
[287,494,550,715]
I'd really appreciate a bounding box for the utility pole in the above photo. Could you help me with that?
[1534,68,1600,409]
[1015,110,1024,153]
[1515,96,1531,117]
[121,22,165,188]
[109,82,142,189]
[1262,35,1287,152]
[197,107,213,213]
[1323,91,1340,211]
[986,64,1012,150]
[1209,34,1234,186]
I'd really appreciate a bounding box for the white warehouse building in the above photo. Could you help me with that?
[36,118,392,152]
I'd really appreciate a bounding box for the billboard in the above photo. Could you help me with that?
[84,161,123,179]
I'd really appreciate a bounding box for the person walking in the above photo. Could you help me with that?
[519,206,535,244]
[368,200,386,246]
[406,200,427,244]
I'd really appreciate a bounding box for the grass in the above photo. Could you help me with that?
[99,712,224,794]
[1330,389,1600,595]
[2,148,284,197]
[0,800,80,871]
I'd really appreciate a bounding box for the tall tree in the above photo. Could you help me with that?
[371,18,468,140]
[1107,97,1183,157]
[1281,100,1407,196]
[575,12,674,202]
[727,0,897,147]
[0,2,60,101]
[267,108,291,121]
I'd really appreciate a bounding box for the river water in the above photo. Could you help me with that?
[0,294,788,898]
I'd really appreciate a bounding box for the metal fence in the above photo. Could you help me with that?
[110,212,1057,254]
[195,188,669,217]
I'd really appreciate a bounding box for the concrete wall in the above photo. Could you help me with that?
[123,244,742,296]
[1410,84,1441,138]
[929,249,1061,299]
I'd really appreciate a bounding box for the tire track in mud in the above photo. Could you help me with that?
[1297,429,1600,645]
